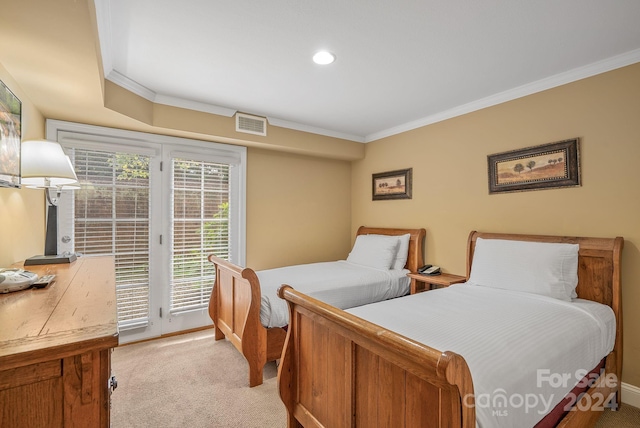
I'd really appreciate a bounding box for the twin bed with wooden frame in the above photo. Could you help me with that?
[277,231,623,427]
[208,226,426,387]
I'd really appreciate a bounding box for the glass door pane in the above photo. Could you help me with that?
[163,155,231,332]
[61,147,159,339]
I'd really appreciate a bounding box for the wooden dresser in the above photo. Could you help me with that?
[0,256,118,427]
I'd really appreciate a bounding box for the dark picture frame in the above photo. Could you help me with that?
[0,79,22,188]
[488,138,580,194]
[372,168,412,200]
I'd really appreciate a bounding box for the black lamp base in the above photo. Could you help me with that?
[25,198,77,266]
[24,253,77,266]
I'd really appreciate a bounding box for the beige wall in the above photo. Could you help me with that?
[352,63,640,387]
[247,148,352,270]
[0,64,46,266]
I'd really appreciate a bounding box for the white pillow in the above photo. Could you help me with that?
[346,234,400,270]
[392,233,411,270]
[468,237,579,301]
[366,233,410,270]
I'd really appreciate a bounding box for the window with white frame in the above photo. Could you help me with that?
[64,146,153,330]
[169,157,230,314]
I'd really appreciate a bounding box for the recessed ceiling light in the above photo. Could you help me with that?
[313,51,335,65]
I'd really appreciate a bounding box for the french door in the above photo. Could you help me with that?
[162,148,242,335]
[51,120,246,343]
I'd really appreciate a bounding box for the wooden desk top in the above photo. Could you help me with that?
[0,256,119,370]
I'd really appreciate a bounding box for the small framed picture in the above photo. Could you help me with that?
[372,168,412,200]
[488,138,580,194]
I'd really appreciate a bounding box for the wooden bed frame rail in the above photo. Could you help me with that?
[277,231,623,427]
[208,226,426,387]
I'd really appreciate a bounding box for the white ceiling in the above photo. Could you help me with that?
[96,0,640,142]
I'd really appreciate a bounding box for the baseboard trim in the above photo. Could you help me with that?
[622,382,640,408]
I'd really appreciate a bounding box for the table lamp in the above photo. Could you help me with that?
[21,139,79,265]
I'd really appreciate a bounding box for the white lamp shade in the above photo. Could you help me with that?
[21,140,78,188]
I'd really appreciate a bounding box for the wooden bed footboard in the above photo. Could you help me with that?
[208,255,287,387]
[277,285,476,428]
[276,285,621,428]
[208,226,426,387]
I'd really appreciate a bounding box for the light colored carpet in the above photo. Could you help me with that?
[111,329,286,428]
[595,403,640,428]
[112,329,639,427]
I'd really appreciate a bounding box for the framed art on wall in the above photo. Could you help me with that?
[372,168,412,200]
[0,79,21,188]
[487,138,580,194]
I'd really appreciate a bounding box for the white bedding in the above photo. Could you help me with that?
[258,261,409,328]
[346,283,616,428]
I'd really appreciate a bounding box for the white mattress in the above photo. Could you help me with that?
[258,260,409,328]
[347,283,616,428]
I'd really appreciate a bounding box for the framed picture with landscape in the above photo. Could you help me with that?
[0,79,21,188]
[372,168,412,200]
[487,138,580,194]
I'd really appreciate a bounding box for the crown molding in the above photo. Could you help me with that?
[104,70,365,140]
[365,49,640,142]
[106,70,157,102]
[93,0,113,74]
[154,94,236,117]
[266,117,364,143]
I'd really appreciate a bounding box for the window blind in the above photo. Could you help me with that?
[68,148,151,330]
[170,158,230,314]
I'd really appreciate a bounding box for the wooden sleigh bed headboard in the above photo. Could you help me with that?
[277,231,623,427]
[208,226,426,387]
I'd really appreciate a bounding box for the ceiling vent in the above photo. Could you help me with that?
[236,113,267,136]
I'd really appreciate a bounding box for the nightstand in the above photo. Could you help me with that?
[407,272,467,294]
